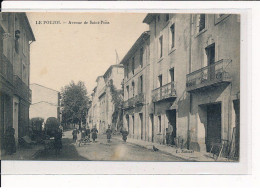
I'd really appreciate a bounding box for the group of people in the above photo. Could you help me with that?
[72,124,129,144]
[72,125,99,144]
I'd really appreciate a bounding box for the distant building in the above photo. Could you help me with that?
[30,83,61,122]
[0,13,35,149]
[121,31,151,140]
[87,65,124,133]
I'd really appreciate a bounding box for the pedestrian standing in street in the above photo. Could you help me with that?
[91,125,98,142]
[106,125,112,143]
[72,128,78,143]
[4,127,16,155]
[121,128,129,142]
[167,122,174,145]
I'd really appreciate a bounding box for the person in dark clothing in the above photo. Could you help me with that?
[5,127,16,155]
[86,125,91,139]
[72,129,78,143]
[121,129,129,142]
[106,125,112,143]
[91,125,98,142]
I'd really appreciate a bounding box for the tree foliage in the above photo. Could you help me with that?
[61,81,89,127]
[108,80,124,131]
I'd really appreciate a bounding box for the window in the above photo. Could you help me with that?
[140,48,143,67]
[205,43,215,66]
[139,75,143,93]
[158,75,162,88]
[198,14,206,32]
[166,14,169,22]
[215,14,230,25]
[132,82,135,97]
[170,23,175,49]
[126,86,129,99]
[159,36,163,58]
[132,57,135,74]
[169,68,174,82]
[22,64,26,82]
[158,116,162,133]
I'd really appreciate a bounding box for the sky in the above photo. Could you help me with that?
[27,12,148,94]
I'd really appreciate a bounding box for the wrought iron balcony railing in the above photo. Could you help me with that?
[13,75,31,103]
[0,53,13,84]
[123,97,135,109]
[186,59,232,92]
[152,82,177,102]
[135,93,145,106]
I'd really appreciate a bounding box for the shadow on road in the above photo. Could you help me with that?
[34,137,89,161]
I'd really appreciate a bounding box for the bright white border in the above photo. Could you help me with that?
[1,1,252,176]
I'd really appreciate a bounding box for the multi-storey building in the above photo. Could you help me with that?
[87,65,124,133]
[186,14,240,154]
[0,13,35,150]
[30,83,61,122]
[121,31,151,141]
[122,13,240,156]
[143,14,191,145]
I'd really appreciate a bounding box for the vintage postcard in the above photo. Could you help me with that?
[0,12,242,165]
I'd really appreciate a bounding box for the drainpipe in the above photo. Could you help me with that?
[187,14,193,150]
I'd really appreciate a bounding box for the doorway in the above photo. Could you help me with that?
[205,43,215,81]
[233,100,240,158]
[139,113,143,140]
[206,103,221,152]
[132,115,135,135]
[150,114,154,142]
[166,110,177,145]
[126,115,129,132]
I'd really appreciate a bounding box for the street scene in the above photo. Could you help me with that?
[0,13,240,162]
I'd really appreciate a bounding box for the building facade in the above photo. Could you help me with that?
[0,13,35,150]
[87,65,124,134]
[121,31,151,141]
[122,13,240,156]
[30,83,61,122]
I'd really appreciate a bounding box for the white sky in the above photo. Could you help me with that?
[27,12,148,94]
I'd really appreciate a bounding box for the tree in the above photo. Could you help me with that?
[61,81,89,128]
[108,80,124,131]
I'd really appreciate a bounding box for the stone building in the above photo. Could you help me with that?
[121,31,151,141]
[143,14,191,145]
[186,14,240,154]
[30,83,61,122]
[0,13,35,149]
[87,65,124,133]
[122,13,240,156]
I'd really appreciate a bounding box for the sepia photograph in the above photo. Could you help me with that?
[0,12,240,162]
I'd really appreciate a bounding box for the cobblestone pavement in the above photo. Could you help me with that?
[34,130,185,161]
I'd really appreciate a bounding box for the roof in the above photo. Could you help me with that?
[120,31,150,64]
[30,83,59,93]
[143,14,158,24]
[103,64,124,78]
[95,76,103,83]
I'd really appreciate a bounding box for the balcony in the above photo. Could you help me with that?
[123,97,135,109]
[13,75,31,103]
[152,82,177,102]
[135,93,145,106]
[186,59,232,92]
[0,53,13,84]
